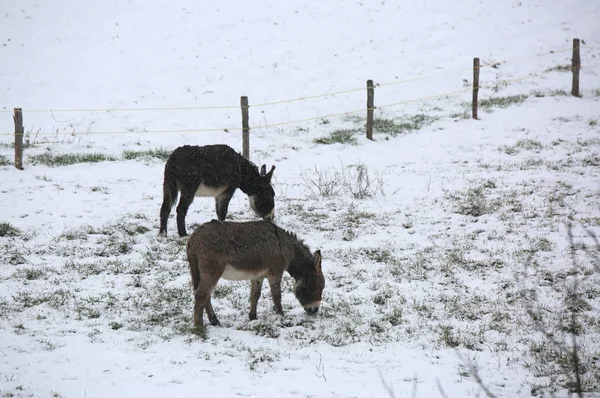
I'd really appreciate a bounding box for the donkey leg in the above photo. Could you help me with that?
[159,200,171,236]
[194,276,218,328]
[267,274,284,316]
[176,187,195,237]
[215,187,236,221]
[205,296,220,326]
[249,278,264,320]
[193,291,206,328]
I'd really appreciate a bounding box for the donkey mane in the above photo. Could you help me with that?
[277,227,314,278]
[238,156,266,195]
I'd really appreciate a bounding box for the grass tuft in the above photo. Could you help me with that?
[314,129,359,145]
[0,222,21,237]
[479,95,528,110]
[0,155,11,166]
[122,148,172,161]
[372,114,438,136]
[29,152,117,167]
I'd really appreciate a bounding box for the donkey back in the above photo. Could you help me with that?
[159,144,276,237]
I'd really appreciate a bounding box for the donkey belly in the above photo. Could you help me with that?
[221,264,268,281]
[195,183,228,197]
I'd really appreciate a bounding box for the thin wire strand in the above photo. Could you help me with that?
[4,66,580,136]
[0,47,581,114]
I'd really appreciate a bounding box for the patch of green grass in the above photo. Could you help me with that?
[16,267,50,281]
[122,147,172,161]
[0,141,35,149]
[0,155,11,166]
[516,139,543,150]
[532,237,553,252]
[343,205,376,228]
[314,129,359,145]
[59,225,97,241]
[90,185,109,193]
[12,289,72,309]
[249,321,281,338]
[109,321,123,330]
[212,284,235,299]
[189,325,208,339]
[361,247,395,264]
[450,110,470,120]
[123,224,150,236]
[548,89,568,96]
[502,139,543,154]
[545,64,571,73]
[0,222,21,237]
[29,152,117,167]
[372,114,438,136]
[479,94,528,110]
[76,306,101,319]
[447,185,499,217]
[583,154,600,167]
[438,325,460,348]
[246,347,280,371]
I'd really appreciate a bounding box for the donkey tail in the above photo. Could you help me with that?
[162,175,179,209]
[159,172,180,235]
[187,250,200,292]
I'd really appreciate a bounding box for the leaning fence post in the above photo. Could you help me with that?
[241,96,250,159]
[571,38,581,97]
[366,79,374,140]
[14,108,24,170]
[472,58,480,120]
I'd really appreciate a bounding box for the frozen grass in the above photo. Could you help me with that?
[1,0,600,396]
[2,109,599,396]
[28,152,117,167]
[122,147,173,161]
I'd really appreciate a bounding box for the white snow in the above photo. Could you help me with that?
[1,0,600,397]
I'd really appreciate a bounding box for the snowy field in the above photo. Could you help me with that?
[1,0,600,397]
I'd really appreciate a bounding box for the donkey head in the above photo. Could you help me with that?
[293,250,325,314]
[249,164,276,221]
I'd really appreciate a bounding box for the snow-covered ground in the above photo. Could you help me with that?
[1,0,600,397]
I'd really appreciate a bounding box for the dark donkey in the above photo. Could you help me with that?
[159,144,276,237]
[186,220,325,327]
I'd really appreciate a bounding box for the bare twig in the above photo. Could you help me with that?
[456,350,498,398]
[314,352,327,382]
[567,223,583,398]
[583,227,600,273]
[436,379,449,398]
[378,369,395,398]
[514,221,593,396]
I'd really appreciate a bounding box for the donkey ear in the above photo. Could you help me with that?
[313,250,322,275]
[265,165,276,182]
[260,164,267,176]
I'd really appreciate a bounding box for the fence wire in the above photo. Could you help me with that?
[0,45,587,114]
[6,62,583,137]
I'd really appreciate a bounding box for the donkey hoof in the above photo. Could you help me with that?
[209,318,221,327]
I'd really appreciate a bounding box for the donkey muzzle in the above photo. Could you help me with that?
[303,301,320,315]
[262,208,275,222]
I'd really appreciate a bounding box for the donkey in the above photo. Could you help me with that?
[186,220,325,328]
[159,144,276,237]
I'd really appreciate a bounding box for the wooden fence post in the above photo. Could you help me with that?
[571,38,581,97]
[472,58,480,120]
[366,79,374,140]
[241,96,250,159]
[14,108,24,170]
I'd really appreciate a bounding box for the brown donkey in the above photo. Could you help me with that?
[186,220,325,327]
